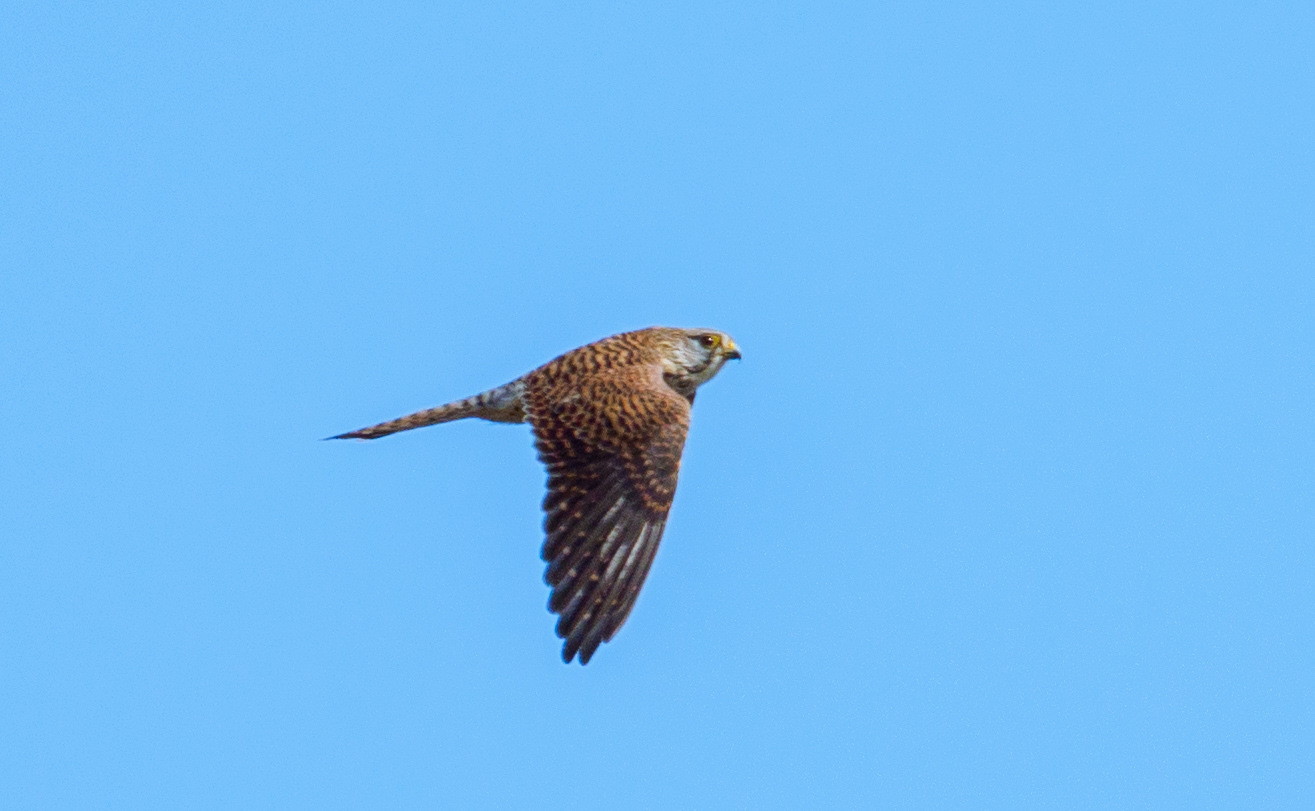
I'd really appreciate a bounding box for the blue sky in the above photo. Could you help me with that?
[2,1,1312,808]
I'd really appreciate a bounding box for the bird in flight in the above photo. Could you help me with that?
[331,327,741,664]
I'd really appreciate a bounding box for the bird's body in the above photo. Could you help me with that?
[332,326,740,664]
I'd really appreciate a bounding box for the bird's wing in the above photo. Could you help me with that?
[526,371,690,664]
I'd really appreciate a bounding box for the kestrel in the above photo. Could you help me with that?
[331,327,741,664]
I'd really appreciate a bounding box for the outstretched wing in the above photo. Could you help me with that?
[527,374,689,664]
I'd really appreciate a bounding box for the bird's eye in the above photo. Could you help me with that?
[698,335,718,348]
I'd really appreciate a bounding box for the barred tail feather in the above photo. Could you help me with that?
[328,380,525,440]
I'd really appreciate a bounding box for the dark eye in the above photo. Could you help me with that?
[698,335,717,348]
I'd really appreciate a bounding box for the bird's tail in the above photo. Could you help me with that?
[328,379,526,440]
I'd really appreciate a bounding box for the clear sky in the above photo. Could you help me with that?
[2,2,1311,808]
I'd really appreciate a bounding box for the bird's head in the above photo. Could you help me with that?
[657,328,741,396]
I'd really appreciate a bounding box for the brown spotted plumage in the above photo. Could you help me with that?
[330,327,741,664]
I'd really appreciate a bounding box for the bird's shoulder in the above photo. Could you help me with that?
[523,334,690,448]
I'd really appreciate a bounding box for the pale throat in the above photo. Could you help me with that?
[663,355,726,396]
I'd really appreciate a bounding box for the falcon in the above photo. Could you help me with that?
[331,327,741,664]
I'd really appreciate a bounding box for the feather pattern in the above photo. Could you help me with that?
[330,326,740,664]
[525,336,691,663]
